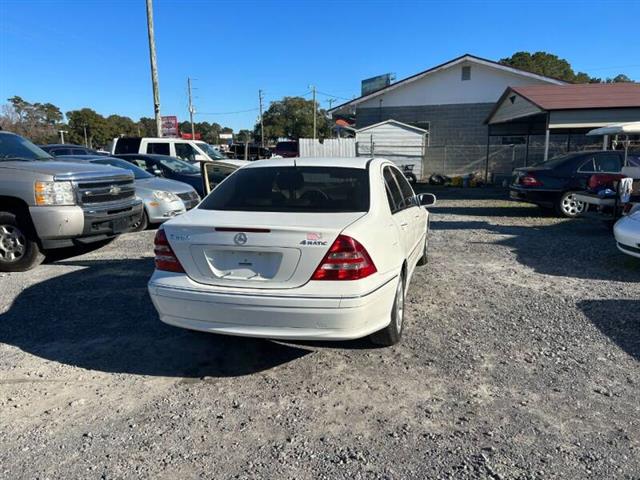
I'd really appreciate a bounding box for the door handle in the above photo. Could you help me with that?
[400,222,409,228]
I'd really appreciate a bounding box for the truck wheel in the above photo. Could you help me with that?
[0,211,45,272]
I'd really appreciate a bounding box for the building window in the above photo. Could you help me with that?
[461,66,471,81]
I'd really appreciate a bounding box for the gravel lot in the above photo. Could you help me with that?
[1,189,639,479]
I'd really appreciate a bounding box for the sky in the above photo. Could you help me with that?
[1,0,639,132]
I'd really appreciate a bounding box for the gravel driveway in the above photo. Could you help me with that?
[1,189,639,479]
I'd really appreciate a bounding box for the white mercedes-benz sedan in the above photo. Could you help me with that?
[148,157,436,346]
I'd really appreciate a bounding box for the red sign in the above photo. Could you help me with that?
[161,116,179,137]
[180,132,201,140]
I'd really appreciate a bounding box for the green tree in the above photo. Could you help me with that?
[66,108,108,147]
[254,96,330,142]
[137,117,157,136]
[106,114,137,139]
[1,96,63,143]
[500,51,589,82]
[500,51,635,84]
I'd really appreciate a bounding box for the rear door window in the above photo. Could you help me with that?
[391,167,418,208]
[147,142,170,155]
[51,148,72,156]
[383,166,403,213]
[593,152,621,172]
[199,166,370,212]
[578,157,596,172]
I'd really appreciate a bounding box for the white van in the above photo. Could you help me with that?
[110,137,248,168]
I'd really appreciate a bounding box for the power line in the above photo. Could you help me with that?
[316,90,352,101]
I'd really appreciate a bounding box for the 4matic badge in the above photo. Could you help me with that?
[300,232,327,246]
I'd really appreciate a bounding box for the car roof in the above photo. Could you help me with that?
[56,154,116,161]
[244,157,375,169]
[40,144,89,148]
[116,153,181,161]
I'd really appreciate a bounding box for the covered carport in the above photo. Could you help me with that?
[484,83,640,179]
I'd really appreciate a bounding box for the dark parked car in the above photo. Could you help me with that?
[40,144,106,156]
[274,141,299,158]
[114,153,205,196]
[226,143,271,160]
[510,150,636,217]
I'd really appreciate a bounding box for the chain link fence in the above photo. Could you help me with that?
[422,138,607,183]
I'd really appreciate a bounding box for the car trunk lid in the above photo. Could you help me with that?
[163,209,366,289]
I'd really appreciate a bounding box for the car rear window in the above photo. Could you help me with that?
[114,138,142,154]
[276,142,298,153]
[199,166,370,212]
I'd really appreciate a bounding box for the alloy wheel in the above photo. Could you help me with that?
[561,193,585,216]
[0,224,26,263]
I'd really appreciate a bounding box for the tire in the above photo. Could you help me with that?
[132,210,149,232]
[370,272,405,347]
[416,221,429,266]
[556,191,586,218]
[0,211,45,272]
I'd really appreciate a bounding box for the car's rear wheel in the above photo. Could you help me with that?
[556,191,586,218]
[370,272,405,346]
[0,211,45,272]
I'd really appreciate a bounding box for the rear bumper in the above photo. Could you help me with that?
[148,272,397,340]
[509,186,560,208]
[614,217,640,258]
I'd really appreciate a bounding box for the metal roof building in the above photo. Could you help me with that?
[486,83,640,165]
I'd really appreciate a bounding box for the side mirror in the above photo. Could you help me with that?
[418,193,436,207]
[194,154,207,162]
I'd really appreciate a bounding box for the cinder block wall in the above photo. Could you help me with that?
[355,103,495,146]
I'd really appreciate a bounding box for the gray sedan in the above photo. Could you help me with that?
[58,156,200,231]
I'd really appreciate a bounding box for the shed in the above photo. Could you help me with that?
[486,83,640,162]
[355,120,428,179]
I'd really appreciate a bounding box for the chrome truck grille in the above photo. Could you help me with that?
[77,179,136,205]
[54,171,136,207]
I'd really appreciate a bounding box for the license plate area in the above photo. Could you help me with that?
[112,216,130,233]
[206,249,282,280]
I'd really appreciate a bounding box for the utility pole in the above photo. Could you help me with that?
[58,130,68,144]
[258,89,265,147]
[309,85,317,139]
[327,99,336,138]
[188,77,195,139]
[145,0,162,137]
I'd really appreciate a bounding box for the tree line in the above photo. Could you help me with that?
[499,52,634,84]
[0,96,234,147]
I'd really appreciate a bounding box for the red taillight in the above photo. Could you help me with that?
[154,229,184,273]
[520,175,543,187]
[311,235,377,281]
